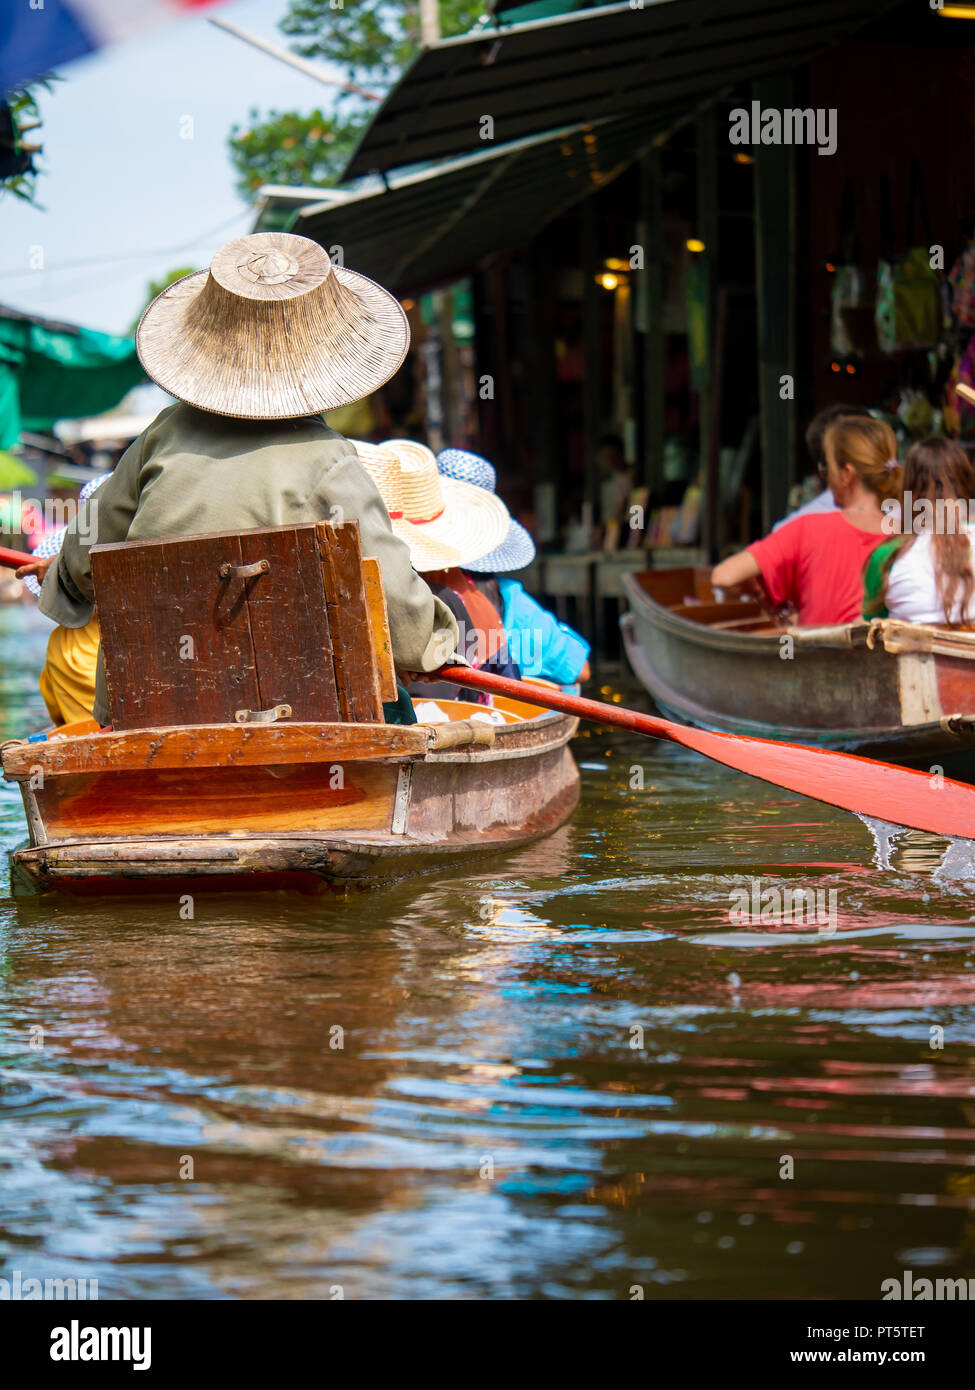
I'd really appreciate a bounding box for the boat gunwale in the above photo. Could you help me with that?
[1,708,576,782]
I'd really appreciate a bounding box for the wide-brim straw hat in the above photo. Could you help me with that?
[436,447,536,573]
[379,439,511,569]
[136,232,410,420]
[351,440,461,572]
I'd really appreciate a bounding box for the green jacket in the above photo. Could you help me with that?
[39,403,459,724]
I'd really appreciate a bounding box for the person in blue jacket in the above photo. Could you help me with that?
[436,449,591,687]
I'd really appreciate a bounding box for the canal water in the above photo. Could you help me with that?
[1,603,973,1300]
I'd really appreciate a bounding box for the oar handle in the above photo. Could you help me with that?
[439,665,676,742]
[0,545,35,569]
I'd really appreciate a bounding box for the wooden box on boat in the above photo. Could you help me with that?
[621,566,975,769]
[91,520,384,728]
[2,522,579,893]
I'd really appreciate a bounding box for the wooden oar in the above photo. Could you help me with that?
[0,545,35,570]
[440,665,975,839]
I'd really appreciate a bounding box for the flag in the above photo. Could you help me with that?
[1,0,228,95]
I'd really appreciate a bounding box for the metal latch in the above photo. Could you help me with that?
[219,559,270,580]
[234,704,292,724]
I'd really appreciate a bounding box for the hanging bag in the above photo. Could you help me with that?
[948,234,975,330]
[875,163,942,352]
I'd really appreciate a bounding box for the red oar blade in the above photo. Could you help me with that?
[440,666,975,839]
[673,723,975,839]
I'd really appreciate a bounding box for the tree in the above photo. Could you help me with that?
[228,0,485,198]
[129,267,197,334]
[0,79,54,206]
[281,0,484,91]
[229,109,362,200]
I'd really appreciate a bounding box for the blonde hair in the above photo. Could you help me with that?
[823,417,901,501]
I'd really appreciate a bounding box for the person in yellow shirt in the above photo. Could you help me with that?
[39,618,101,726]
[17,475,108,727]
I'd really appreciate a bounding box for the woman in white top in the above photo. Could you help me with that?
[863,436,975,626]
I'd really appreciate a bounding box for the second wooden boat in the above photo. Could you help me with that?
[621,566,975,769]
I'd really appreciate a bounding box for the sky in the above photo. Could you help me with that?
[0,0,351,335]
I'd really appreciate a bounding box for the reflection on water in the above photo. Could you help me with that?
[1,605,974,1298]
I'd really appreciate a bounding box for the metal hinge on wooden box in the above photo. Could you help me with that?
[90,521,397,730]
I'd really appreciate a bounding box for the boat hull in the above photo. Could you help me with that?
[4,712,580,894]
[621,569,975,769]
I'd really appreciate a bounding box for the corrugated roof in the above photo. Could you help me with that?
[344,0,897,179]
[297,112,679,295]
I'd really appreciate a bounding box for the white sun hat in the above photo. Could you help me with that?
[351,440,462,572]
[380,438,511,569]
[136,232,409,420]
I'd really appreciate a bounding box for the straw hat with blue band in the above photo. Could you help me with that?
[436,448,537,573]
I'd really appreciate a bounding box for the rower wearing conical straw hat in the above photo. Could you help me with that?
[21,233,460,725]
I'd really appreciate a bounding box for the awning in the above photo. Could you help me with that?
[295,112,679,295]
[344,0,897,179]
[0,304,145,450]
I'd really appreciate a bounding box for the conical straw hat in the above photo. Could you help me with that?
[136,232,410,420]
[352,440,461,572]
[380,439,511,568]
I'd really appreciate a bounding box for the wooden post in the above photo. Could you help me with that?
[754,74,798,535]
[437,287,461,449]
[708,285,728,561]
[527,239,559,544]
[696,109,720,560]
[582,193,601,523]
[638,148,665,494]
[492,263,517,451]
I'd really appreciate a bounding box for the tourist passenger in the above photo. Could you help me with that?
[15,234,460,726]
[863,436,975,625]
[712,416,900,626]
[352,439,520,705]
[597,432,635,537]
[773,403,873,530]
[435,448,591,686]
[19,474,108,725]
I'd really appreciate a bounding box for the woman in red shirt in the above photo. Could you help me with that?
[712,416,901,625]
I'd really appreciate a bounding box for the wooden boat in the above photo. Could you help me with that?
[2,522,579,894]
[2,699,579,895]
[621,566,975,769]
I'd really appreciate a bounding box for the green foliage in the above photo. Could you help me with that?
[228,108,363,200]
[228,1,485,199]
[129,267,197,334]
[281,0,485,90]
[1,79,56,207]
